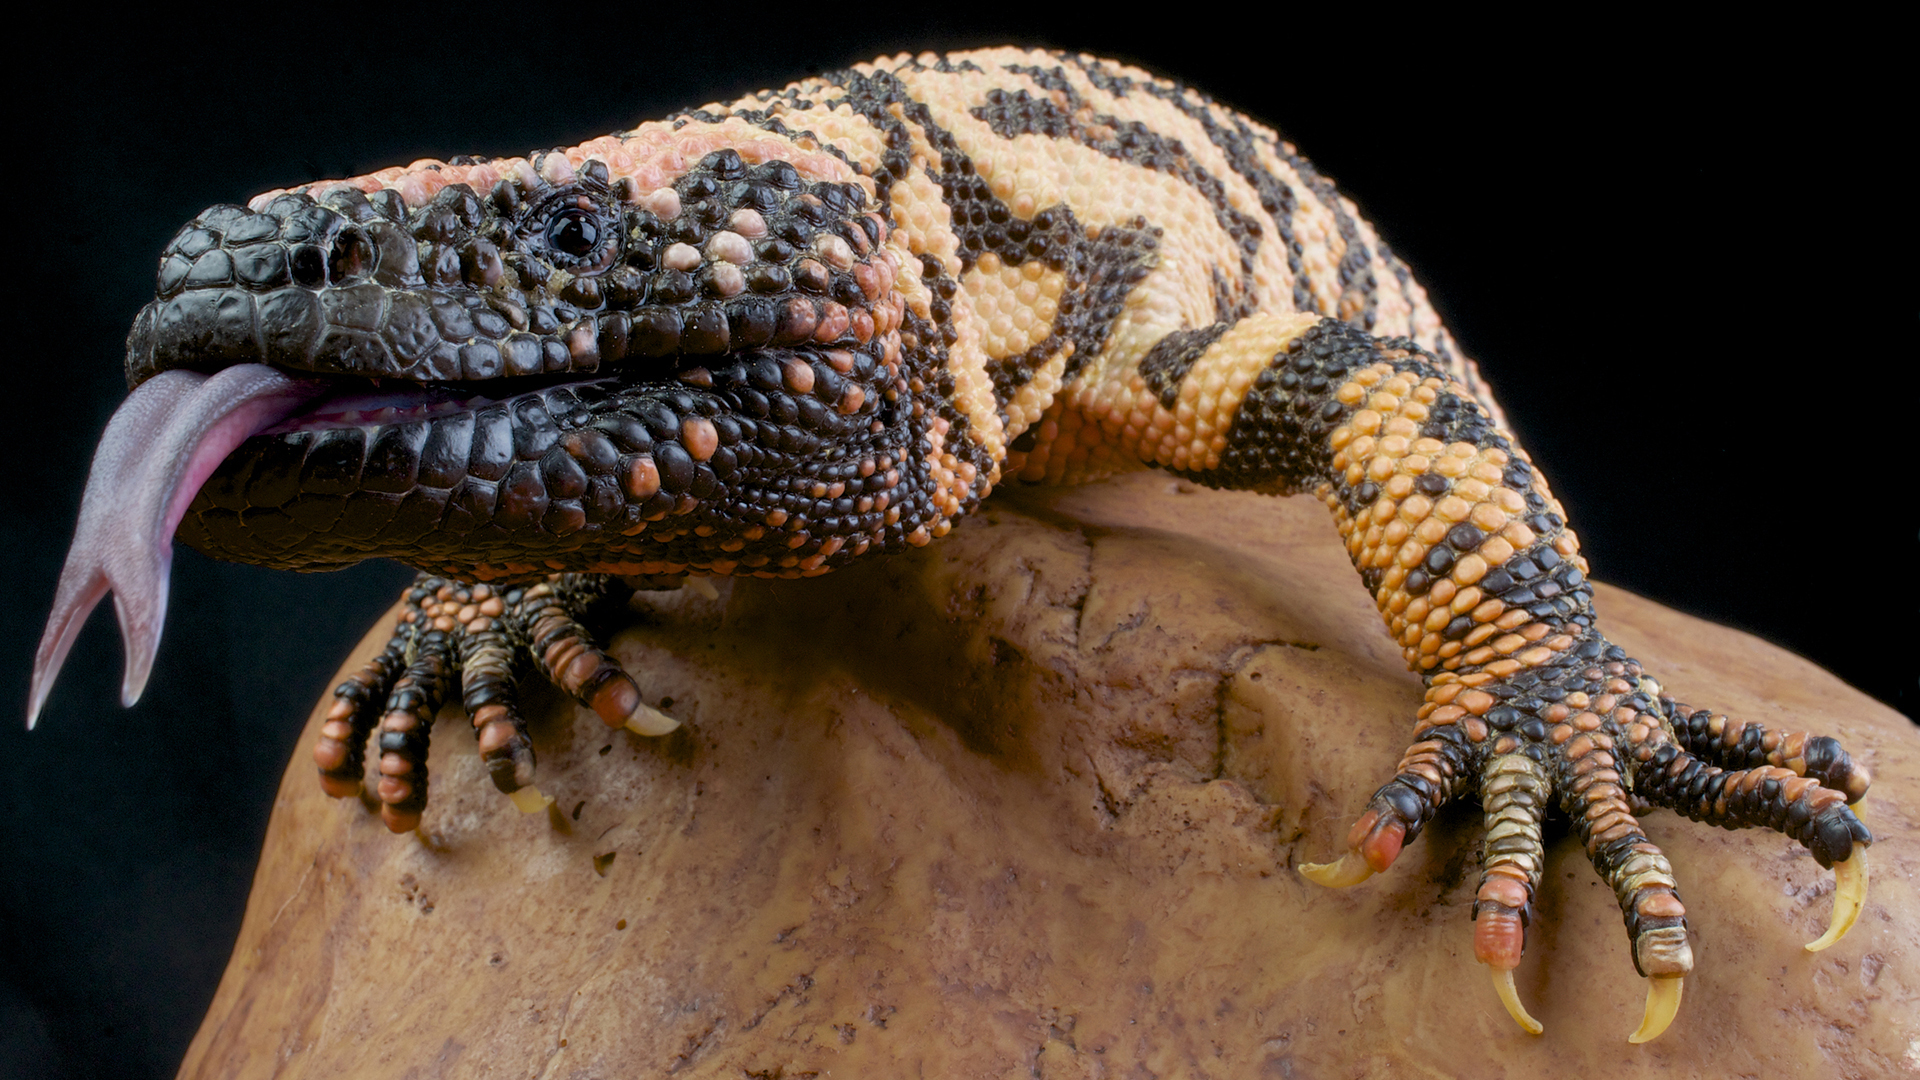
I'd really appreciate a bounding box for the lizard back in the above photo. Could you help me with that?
[130,48,1495,584]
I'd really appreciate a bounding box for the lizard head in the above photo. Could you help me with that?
[32,138,935,723]
[123,145,915,578]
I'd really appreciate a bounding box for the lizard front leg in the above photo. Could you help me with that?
[315,572,678,832]
[1021,311,1872,1042]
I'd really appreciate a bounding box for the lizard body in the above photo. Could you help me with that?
[30,47,1870,1044]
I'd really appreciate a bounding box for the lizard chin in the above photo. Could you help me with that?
[29,364,329,727]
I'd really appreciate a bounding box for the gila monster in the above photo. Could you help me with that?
[28,47,1869,1044]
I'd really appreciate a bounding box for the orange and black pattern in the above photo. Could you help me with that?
[96,48,1868,1041]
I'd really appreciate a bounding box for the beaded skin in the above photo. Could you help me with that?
[32,48,1869,1044]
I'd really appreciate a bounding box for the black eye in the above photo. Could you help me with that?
[518,186,620,274]
[548,209,600,257]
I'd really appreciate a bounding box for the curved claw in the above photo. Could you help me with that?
[1805,851,1869,952]
[1298,851,1375,888]
[1627,975,1683,1044]
[625,705,681,737]
[507,786,554,814]
[584,673,681,736]
[1488,967,1543,1035]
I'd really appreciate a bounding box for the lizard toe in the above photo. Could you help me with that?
[314,576,457,832]
[507,574,681,738]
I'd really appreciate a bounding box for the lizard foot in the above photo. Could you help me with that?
[1299,635,1871,1043]
[313,572,679,832]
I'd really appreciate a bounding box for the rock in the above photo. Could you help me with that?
[179,471,1917,1079]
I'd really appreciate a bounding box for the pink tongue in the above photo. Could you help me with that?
[28,365,329,727]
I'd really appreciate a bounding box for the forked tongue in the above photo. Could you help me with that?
[28,365,328,727]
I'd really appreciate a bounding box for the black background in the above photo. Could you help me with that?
[2,11,1908,1079]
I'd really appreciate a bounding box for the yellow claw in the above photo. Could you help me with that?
[1490,967,1543,1035]
[1298,852,1375,888]
[1806,851,1869,952]
[624,702,681,737]
[507,786,554,814]
[1627,975,1683,1044]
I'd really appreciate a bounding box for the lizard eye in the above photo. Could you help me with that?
[547,209,600,257]
[521,188,620,274]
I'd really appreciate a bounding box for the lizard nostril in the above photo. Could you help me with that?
[328,227,374,284]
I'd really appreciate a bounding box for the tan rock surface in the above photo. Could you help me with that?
[180,472,1917,1079]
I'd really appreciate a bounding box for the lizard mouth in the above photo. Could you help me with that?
[28,361,650,727]
[260,370,603,434]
